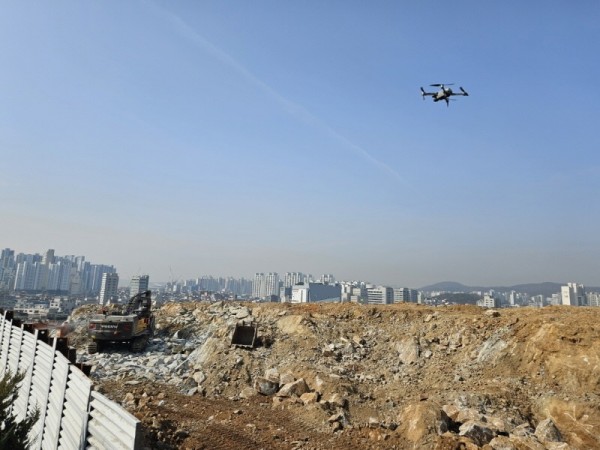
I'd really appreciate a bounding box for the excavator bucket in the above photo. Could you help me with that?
[231,322,258,348]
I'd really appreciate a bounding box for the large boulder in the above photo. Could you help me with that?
[396,337,420,364]
[398,401,450,443]
[254,377,279,396]
[276,378,309,397]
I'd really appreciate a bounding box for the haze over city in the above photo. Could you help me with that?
[2,2,600,287]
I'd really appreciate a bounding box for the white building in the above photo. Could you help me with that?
[366,286,394,305]
[340,282,353,303]
[265,273,279,298]
[561,283,585,306]
[130,275,150,297]
[320,274,335,284]
[477,293,499,308]
[252,272,279,299]
[339,281,369,303]
[14,304,49,319]
[252,273,264,298]
[284,272,304,288]
[49,296,77,314]
[587,291,600,307]
[99,272,119,305]
[291,283,341,303]
[393,287,418,303]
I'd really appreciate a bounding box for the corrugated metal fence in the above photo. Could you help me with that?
[0,311,142,449]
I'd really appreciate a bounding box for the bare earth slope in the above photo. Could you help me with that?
[70,302,600,449]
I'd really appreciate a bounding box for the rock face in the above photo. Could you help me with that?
[458,420,496,446]
[535,418,563,443]
[71,301,600,449]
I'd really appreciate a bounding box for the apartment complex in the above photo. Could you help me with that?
[252,272,280,299]
[1,247,116,296]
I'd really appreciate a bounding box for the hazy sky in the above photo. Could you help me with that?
[2,1,600,288]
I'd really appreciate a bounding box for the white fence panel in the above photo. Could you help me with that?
[0,315,142,450]
[7,325,23,375]
[14,330,37,422]
[29,341,57,449]
[41,353,70,450]
[87,391,141,450]
[0,315,11,376]
[60,366,92,450]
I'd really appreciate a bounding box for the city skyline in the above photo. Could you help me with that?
[2,2,600,287]
[2,246,597,292]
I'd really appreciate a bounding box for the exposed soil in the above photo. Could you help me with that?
[69,302,600,449]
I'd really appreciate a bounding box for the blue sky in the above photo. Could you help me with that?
[1,1,599,287]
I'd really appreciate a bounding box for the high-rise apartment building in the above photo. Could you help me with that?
[320,274,335,284]
[42,249,55,265]
[89,265,116,295]
[99,272,119,305]
[252,272,279,299]
[284,272,304,288]
[130,275,149,297]
[252,273,264,298]
[561,282,585,306]
[13,260,38,291]
[0,249,14,290]
[265,273,279,298]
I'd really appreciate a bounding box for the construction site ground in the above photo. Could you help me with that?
[67,301,600,449]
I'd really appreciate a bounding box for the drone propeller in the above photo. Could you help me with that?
[430,83,454,87]
[459,86,469,96]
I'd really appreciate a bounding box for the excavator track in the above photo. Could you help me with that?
[130,335,148,353]
[87,341,98,354]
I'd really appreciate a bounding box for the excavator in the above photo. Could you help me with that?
[87,290,155,354]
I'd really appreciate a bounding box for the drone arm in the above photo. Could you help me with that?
[420,87,434,98]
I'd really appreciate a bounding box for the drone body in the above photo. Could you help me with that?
[420,84,469,106]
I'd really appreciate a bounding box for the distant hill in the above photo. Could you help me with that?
[419,281,473,292]
[418,281,585,297]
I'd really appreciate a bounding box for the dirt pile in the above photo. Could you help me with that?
[71,302,600,449]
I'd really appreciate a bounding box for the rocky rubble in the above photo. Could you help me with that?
[69,301,600,449]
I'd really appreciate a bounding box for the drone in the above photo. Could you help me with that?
[420,84,469,106]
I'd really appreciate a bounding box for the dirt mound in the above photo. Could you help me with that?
[70,302,600,449]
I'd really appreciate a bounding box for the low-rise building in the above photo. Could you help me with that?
[291,283,341,303]
[477,293,499,308]
[366,286,393,305]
